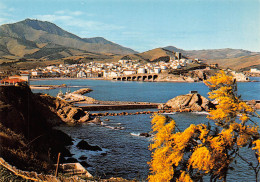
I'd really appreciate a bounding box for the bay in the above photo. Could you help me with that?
[31,79,259,101]
[31,79,260,181]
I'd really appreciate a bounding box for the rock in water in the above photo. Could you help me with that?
[162,93,215,112]
[76,140,102,151]
[139,133,151,137]
[79,155,88,160]
[88,117,101,124]
[165,94,191,110]
[56,104,90,124]
[72,88,93,95]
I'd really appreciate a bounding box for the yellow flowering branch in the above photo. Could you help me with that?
[148,71,260,182]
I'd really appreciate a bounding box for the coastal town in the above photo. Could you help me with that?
[1,51,257,85]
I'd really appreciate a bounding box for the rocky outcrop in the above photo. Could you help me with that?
[72,88,93,95]
[140,133,151,137]
[76,140,102,151]
[60,93,96,103]
[160,93,215,112]
[157,74,195,82]
[246,100,260,110]
[56,104,90,124]
[0,85,73,172]
[58,88,95,103]
[88,117,101,124]
[38,93,91,124]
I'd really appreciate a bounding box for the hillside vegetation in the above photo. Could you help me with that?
[0,19,259,71]
[0,19,137,60]
[0,85,73,173]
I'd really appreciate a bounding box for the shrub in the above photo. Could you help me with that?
[148,71,260,182]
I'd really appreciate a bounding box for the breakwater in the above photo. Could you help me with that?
[80,103,159,111]
[89,109,195,117]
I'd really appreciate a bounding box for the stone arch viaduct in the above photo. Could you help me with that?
[112,73,159,81]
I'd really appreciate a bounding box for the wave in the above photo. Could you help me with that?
[163,112,176,115]
[68,86,91,88]
[191,111,210,115]
[130,132,153,138]
[130,132,140,136]
[104,125,125,130]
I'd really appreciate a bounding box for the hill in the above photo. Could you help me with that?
[137,48,174,62]
[205,54,260,71]
[0,19,137,60]
[164,46,260,70]
[112,48,175,63]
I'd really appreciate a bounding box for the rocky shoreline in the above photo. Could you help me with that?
[1,84,259,181]
[0,85,74,173]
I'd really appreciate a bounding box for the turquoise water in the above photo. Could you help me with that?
[31,79,260,181]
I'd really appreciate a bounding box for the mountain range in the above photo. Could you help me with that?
[0,19,259,71]
[0,19,136,59]
[163,46,260,70]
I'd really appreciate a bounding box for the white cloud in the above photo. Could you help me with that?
[54,10,66,15]
[54,10,84,16]
[67,19,124,31]
[34,13,124,32]
[35,14,73,22]
[0,2,15,25]
[70,11,84,16]
[0,2,7,10]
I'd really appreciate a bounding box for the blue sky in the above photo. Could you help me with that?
[0,0,259,52]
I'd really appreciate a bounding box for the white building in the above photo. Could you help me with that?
[31,71,43,77]
[46,66,56,71]
[154,67,161,74]
[230,71,249,82]
[172,64,181,69]
[108,71,119,77]
[250,68,260,73]
[160,65,166,69]
[137,68,146,74]
[123,70,136,75]
[77,71,86,78]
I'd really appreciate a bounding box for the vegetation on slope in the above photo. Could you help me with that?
[0,85,73,173]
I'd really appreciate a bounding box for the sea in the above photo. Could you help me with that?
[31,77,260,181]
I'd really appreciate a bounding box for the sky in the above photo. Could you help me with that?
[0,0,259,52]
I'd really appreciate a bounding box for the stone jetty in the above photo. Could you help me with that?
[90,109,187,117]
[80,101,159,111]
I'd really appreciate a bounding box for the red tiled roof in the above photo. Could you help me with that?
[1,78,27,84]
[20,71,30,74]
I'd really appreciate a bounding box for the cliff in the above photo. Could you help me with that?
[0,85,74,173]
[40,94,91,124]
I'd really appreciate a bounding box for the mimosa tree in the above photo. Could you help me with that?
[148,71,260,182]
